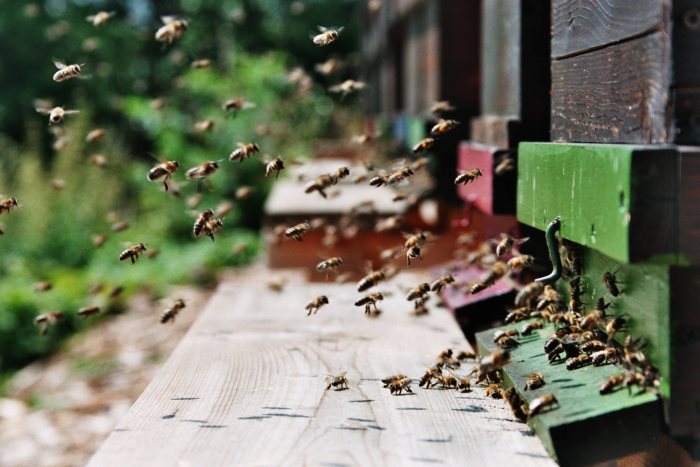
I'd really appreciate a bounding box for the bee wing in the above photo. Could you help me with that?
[86,15,96,21]
[389,157,408,170]
[241,101,256,110]
[52,59,67,69]
[514,237,530,245]
[336,26,345,33]
[63,110,81,115]
[317,25,329,32]
[35,107,51,115]
[161,15,177,24]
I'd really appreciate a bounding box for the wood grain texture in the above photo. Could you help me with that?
[88,270,554,467]
[551,0,668,58]
[551,32,671,144]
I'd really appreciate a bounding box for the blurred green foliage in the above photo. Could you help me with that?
[0,0,359,375]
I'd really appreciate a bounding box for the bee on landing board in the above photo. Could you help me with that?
[305,295,329,316]
[325,371,349,390]
[312,26,344,46]
[528,394,559,418]
[148,160,180,191]
[161,299,186,324]
[155,16,188,44]
[52,60,85,82]
[119,243,147,264]
[386,376,413,395]
[86,11,116,27]
[503,387,528,422]
[524,372,545,390]
[36,106,79,125]
[229,143,260,163]
[454,168,483,185]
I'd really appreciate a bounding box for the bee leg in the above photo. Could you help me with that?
[208,233,215,242]
[163,177,170,192]
[131,256,135,265]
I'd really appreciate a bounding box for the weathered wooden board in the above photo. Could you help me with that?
[88,272,555,466]
[476,321,661,466]
[551,0,668,59]
[517,143,683,264]
[551,31,671,144]
[457,142,516,215]
[470,116,520,149]
[678,146,700,264]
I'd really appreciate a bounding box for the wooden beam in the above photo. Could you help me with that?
[88,272,554,466]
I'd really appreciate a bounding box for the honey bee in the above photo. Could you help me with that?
[454,168,483,185]
[430,274,455,293]
[193,209,223,241]
[537,285,561,311]
[495,334,520,349]
[406,283,430,302]
[496,233,530,257]
[524,372,545,390]
[485,384,503,399]
[86,11,116,27]
[284,221,311,241]
[382,374,408,387]
[52,60,85,82]
[494,329,520,342]
[355,292,384,315]
[430,100,455,115]
[33,281,53,292]
[214,201,234,218]
[412,137,435,154]
[111,221,130,233]
[603,270,622,297]
[508,254,534,270]
[190,59,212,69]
[503,387,528,422]
[229,143,260,163]
[315,57,343,76]
[387,376,414,395]
[119,243,147,264]
[591,348,620,366]
[419,365,443,388]
[457,376,472,393]
[331,166,350,183]
[222,97,256,115]
[85,128,106,143]
[305,295,329,316]
[185,161,219,180]
[379,245,403,262]
[109,286,125,298]
[89,154,108,167]
[522,321,543,335]
[92,234,108,248]
[235,186,253,200]
[357,267,386,292]
[599,373,626,395]
[148,160,180,191]
[528,394,559,417]
[265,158,285,179]
[476,349,510,382]
[304,174,334,198]
[161,299,186,324]
[566,354,591,370]
[470,261,509,294]
[329,79,366,98]
[325,371,349,390]
[430,119,459,137]
[312,26,344,46]
[193,119,215,132]
[437,348,460,369]
[387,167,415,185]
[155,16,188,44]
[316,257,343,278]
[494,155,515,175]
[77,305,101,318]
[36,106,80,125]
[0,197,19,214]
[606,317,627,340]
[436,372,458,389]
[266,278,287,292]
[34,311,64,336]
[369,174,389,187]
[505,307,531,324]
[580,340,606,354]
[457,350,477,361]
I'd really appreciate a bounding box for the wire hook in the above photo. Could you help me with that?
[536,216,562,285]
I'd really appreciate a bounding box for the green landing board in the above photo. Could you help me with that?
[476,322,660,465]
[517,142,674,264]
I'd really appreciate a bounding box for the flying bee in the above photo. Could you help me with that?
[454,168,483,185]
[193,119,215,132]
[437,348,460,370]
[185,161,219,180]
[161,299,186,324]
[528,394,559,418]
[485,384,503,399]
[457,350,477,361]
[315,57,343,76]
[235,186,253,200]
[369,174,390,187]
[406,282,430,302]
[36,106,80,125]
[190,59,212,69]
[331,166,350,183]
[312,25,344,46]
[284,221,311,241]
[387,376,414,395]
[305,174,334,198]
[92,234,108,248]
[430,100,455,115]
[155,16,188,44]
[603,270,623,297]
[222,97,256,115]
[503,387,528,422]
[109,286,125,299]
[496,233,530,257]
[85,128,106,143]
[34,311,64,336]
[229,143,260,163]
[33,281,53,292]
[525,372,545,390]
[522,321,543,336]
[430,274,455,293]
[0,197,19,214]
[265,158,285,179]
[77,305,101,318]
[214,201,234,218]
[357,268,386,292]
[374,215,402,232]
[355,292,384,315]
[193,209,223,241]
[148,160,180,191]
[52,60,85,82]
[325,371,349,390]
[329,79,365,98]
[89,154,107,167]
[600,373,626,395]
[412,137,435,154]
[266,278,287,292]
[316,257,343,279]
[430,119,459,137]
[494,155,515,175]
[111,221,129,233]
[119,243,147,264]
[470,262,509,294]
[305,295,329,316]
[86,11,116,27]
[606,317,627,340]
[508,254,534,271]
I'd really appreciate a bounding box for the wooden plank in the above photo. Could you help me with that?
[551,32,671,144]
[476,321,661,466]
[551,0,668,59]
[672,0,700,87]
[470,116,521,148]
[517,142,679,264]
[457,142,516,215]
[678,147,700,265]
[88,272,555,466]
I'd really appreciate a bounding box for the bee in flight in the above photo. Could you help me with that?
[430,100,455,115]
[305,295,329,316]
[36,105,80,125]
[315,57,343,76]
[496,233,530,257]
[185,161,220,180]
[222,97,256,116]
[86,128,106,143]
[34,311,64,336]
[119,243,147,264]
[77,305,101,318]
[155,16,188,44]
[412,137,435,154]
[229,143,260,163]
[52,60,85,82]
[430,119,459,137]
[148,159,180,191]
[312,26,344,46]
[86,11,116,27]
[508,254,534,270]
[455,168,483,185]
[329,79,366,98]
[193,119,215,133]
[161,299,186,324]
[355,292,384,315]
[265,157,285,179]
[191,59,212,69]
[0,197,19,214]
[283,221,311,241]
[316,257,343,279]
[193,209,223,241]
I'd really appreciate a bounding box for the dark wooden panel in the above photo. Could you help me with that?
[551,32,671,144]
[673,88,700,144]
[672,0,700,87]
[678,147,700,265]
[551,0,668,58]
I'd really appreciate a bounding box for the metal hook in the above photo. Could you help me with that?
[536,217,562,285]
